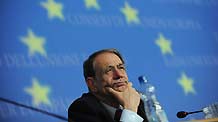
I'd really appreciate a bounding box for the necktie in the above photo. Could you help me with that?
[114,109,122,122]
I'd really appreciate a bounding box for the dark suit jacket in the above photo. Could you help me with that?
[68,92,148,122]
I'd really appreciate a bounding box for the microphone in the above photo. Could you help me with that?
[177,110,203,118]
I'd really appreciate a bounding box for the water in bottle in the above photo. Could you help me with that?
[138,75,169,122]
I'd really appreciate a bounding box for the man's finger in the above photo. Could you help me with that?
[105,86,116,94]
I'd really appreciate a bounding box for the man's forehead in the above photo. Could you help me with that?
[93,52,123,67]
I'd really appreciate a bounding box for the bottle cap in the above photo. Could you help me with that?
[138,75,148,84]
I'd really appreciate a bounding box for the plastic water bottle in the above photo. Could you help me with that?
[138,75,169,122]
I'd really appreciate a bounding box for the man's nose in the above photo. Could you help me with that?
[113,68,123,79]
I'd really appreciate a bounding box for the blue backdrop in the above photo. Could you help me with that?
[1,0,218,122]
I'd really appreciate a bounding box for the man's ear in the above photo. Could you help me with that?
[86,77,97,92]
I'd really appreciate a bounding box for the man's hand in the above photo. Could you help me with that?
[105,82,140,112]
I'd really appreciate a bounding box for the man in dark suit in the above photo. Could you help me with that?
[68,49,148,122]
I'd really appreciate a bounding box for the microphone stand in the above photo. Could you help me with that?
[188,110,203,115]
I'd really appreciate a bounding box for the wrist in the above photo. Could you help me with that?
[123,104,138,112]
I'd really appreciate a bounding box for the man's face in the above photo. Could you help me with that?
[91,52,128,95]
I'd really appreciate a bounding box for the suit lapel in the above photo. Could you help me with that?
[87,93,115,122]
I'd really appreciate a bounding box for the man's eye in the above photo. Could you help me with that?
[119,66,126,70]
[105,68,112,73]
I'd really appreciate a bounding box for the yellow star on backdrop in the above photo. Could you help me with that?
[25,78,51,106]
[155,33,173,55]
[84,0,100,10]
[20,29,47,57]
[178,72,196,95]
[41,0,65,20]
[120,2,140,24]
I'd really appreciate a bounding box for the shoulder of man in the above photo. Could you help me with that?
[68,92,115,122]
[68,92,98,112]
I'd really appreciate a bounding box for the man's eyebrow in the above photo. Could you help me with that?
[104,64,124,69]
[118,63,125,66]
[103,65,113,70]
[107,65,114,68]
[104,63,125,68]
